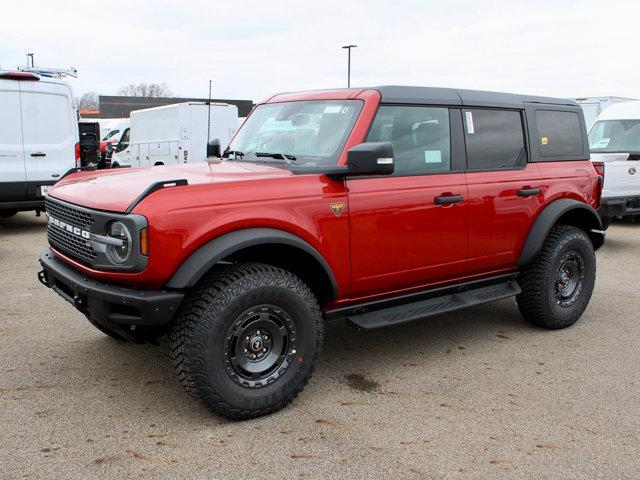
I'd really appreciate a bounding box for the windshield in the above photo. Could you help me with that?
[588,119,640,153]
[227,100,363,165]
[102,129,120,141]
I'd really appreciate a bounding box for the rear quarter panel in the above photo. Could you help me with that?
[536,161,599,209]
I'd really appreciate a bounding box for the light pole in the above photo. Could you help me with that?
[341,45,357,88]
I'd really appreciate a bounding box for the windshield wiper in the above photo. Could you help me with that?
[222,149,245,159]
[255,152,297,161]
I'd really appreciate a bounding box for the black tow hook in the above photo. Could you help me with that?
[37,270,50,288]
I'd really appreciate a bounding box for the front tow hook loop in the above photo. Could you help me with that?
[37,270,50,288]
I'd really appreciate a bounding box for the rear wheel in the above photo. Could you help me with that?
[517,225,596,329]
[169,263,323,419]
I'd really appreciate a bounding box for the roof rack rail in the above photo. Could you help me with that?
[16,66,78,79]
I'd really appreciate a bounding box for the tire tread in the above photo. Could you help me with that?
[169,262,323,420]
[517,225,595,329]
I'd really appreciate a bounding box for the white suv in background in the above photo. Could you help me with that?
[0,71,79,217]
[589,101,640,227]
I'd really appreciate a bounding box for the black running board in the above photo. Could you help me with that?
[345,279,520,330]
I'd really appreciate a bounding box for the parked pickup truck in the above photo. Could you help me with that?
[38,86,604,419]
[588,101,640,228]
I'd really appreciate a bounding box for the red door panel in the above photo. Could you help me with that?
[347,174,469,298]
[465,164,543,274]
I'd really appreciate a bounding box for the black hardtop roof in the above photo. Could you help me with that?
[372,85,578,109]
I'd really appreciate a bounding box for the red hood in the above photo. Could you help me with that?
[48,161,293,212]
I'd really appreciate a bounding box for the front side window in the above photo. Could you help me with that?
[588,119,640,153]
[115,128,130,152]
[366,105,451,175]
[227,100,363,166]
[464,109,525,170]
[536,110,584,157]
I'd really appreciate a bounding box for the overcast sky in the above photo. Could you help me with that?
[2,0,639,103]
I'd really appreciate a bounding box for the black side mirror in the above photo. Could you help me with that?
[347,142,394,175]
[207,139,221,158]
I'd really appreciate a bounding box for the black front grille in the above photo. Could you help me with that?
[45,198,96,264]
[45,197,94,229]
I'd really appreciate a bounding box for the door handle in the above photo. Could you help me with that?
[434,194,463,205]
[30,152,46,157]
[517,188,541,197]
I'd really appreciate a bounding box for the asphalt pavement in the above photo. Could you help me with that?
[1,213,638,479]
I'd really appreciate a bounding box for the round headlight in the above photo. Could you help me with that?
[106,221,132,264]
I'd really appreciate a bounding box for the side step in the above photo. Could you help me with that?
[346,280,521,330]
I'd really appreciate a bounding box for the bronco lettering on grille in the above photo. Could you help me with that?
[48,215,91,240]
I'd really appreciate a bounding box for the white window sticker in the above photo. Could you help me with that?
[323,105,343,113]
[593,138,610,149]
[465,111,475,134]
[424,150,442,163]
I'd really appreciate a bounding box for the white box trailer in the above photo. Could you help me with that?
[111,102,238,168]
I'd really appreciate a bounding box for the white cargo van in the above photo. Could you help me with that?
[110,102,238,168]
[588,101,640,226]
[574,96,636,129]
[0,70,79,216]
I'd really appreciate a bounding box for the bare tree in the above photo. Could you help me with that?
[77,91,99,110]
[117,82,172,97]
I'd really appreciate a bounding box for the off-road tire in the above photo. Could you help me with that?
[517,225,596,329]
[169,263,324,420]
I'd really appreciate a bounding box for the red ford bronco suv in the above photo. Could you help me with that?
[38,86,604,419]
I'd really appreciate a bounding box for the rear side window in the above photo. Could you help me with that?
[20,92,72,145]
[536,110,583,157]
[366,105,451,175]
[463,109,525,170]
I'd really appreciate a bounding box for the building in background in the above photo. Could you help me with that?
[79,95,254,119]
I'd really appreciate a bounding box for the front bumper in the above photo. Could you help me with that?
[39,248,184,326]
[0,200,45,212]
[599,196,640,218]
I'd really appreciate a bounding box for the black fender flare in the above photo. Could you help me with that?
[166,228,338,297]
[518,199,604,266]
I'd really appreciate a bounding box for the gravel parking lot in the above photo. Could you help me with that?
[1,213,638,479]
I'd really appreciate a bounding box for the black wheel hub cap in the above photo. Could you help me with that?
[554,251,585,307]
[223,305,297,388]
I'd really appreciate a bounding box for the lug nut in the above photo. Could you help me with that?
[262,348,267,353]
[252,354,257,359]
[243,348,248,354]
[263,335,268,340]
[256,330,261,335]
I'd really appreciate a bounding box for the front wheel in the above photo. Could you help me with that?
[169,263,323,419]
[517,225,596,329]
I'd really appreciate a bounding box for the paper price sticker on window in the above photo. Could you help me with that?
[465,111,475,134]
[540,136,548,145]
[424,150,442,164]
